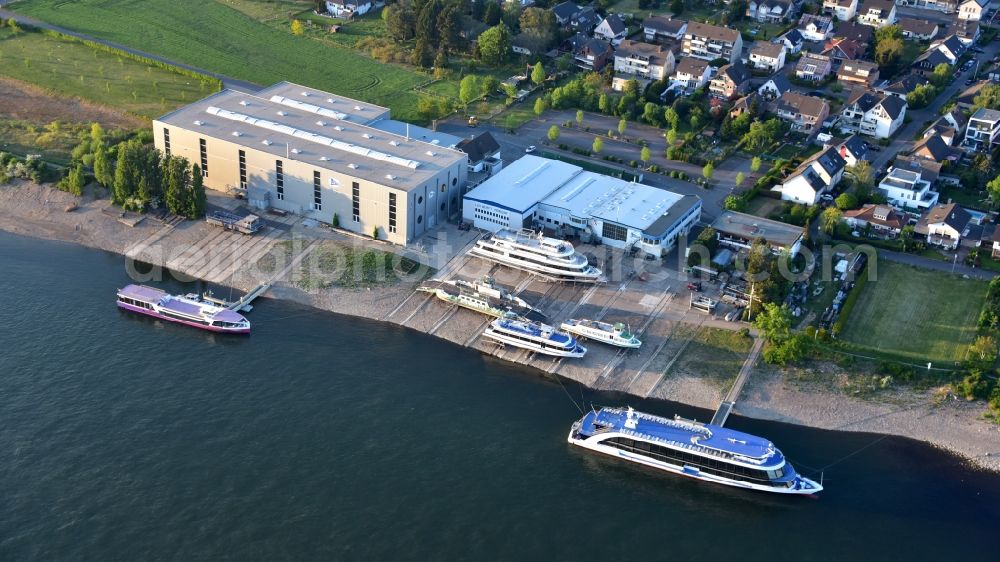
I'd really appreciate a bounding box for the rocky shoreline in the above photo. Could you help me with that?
[2,180,999,473]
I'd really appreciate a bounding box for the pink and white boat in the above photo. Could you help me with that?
[116,284,250,334]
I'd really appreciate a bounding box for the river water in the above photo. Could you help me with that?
[0,231,997,561]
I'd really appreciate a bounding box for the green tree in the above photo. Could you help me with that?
[112,140,140,206]
[386,3,416,41]
[534,97,546,116]
[640,146,651,166]
[735,171,745,188]
[874,37,904,68]
[750,156,762,173]
[702,161,714,180]
[459,75,479,107]
[820,206,843,234]
[617,118,627,137]
[531,61,546,86]
[64,163,86,196]
[189,164,206,219]
[671,0,684,15]
[416,0,442,44]
[438,6,463,53]
[89,122,105,145]
[163,155,191,216]
[290,19,304,36]
[598,93,609,113]
[900,224,915,251]
[987,174,1000,209]
[930,63,952,88]
[849,160,874,192]
[754,303,807,365]
[478,24,512,66]
[92,141,112,187]
[724,194,746,211]
[547,125,560,142]
[480,76,500,98]
[411,38,434,68]
[576,109,584,127]
[592,136,603,154]
[835,192,858,210]
[664,107,679,130]
[483,0,501,25]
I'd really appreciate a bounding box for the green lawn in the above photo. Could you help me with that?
[11,0,443,121]
[667,327,754,392]
[839,261,988,364]
[0,29,216,119]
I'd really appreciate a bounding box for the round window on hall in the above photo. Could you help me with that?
[417,196,423,204]
[452,178,457,186]
[417,215,423,224]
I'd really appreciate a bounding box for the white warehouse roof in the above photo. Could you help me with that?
[463,155,582,214]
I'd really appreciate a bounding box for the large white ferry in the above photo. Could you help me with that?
[569,407,823,495]
[483,317,587,358]
[560,319,641,348]
[116,284,251,334]
[469,229,603,283]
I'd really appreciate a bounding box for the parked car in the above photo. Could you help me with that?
[687,282,702,292]
[525,145,536,153]
[967,77,977,85]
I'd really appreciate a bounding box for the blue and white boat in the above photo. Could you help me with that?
[568,407,823,495]
[483,318,587,358]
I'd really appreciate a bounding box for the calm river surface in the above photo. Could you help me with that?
[0,231,997,561]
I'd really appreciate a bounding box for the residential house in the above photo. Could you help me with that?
[512,34,545,56]
[840,89,907,138]
[898,17,939,41]
[895,0,956,13]
[911,134,963,162]
[778,146,847,204]
[643,15,688,42]
[552,1,582,26]
[954,18,981,45]
[775,91,831,134]
[875,72,930,100]
[746,0,796,22]
[711,211,806,256]
[571,7,602,32]
[956,80,988,110]
[573,37,614,71]
[963,108,1000,152]
[912,46,956,75]
[799,14,835,41]
[838,60,880,86]
[324,0,373,18]
[730,93,759,118]
[844,204,907,237]
[612,40,675,91]
[914,203,972,249]
[878,165,939,210]
[833,21,875,44]
[857,0,897,27]
[795,52,833,82]
[958,0,989,20]
[835,134,869,167]
[933,34,966,62]
[758,73,793,100]
[894,154,943,186]
[749,42,787,73]
[594,14,628,45]
[823,38,864,61]
[681,21,743,64]
[670,57,712,90]
[822,0,859,20]
[776,29,805,54]
[709,62,751,99]
[456,132,503,175]
[922,110,967,145]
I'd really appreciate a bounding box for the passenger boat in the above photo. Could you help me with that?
[420,286,522,319]
[116,284,251,334]
[568,407,823,495]
[440,276,540,314]
[483,317,587,358]
[469,229,603,283]
[560,319,641,348]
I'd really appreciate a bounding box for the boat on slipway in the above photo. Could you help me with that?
[560,319,641,348]
[469,229,604,283]
[483,317,587,358]
[116,284,251,334]
[568,407,823,495]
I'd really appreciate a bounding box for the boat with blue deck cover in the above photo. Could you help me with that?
[569,406,822,495]
[116,284,251,334]
[483,317,586,358]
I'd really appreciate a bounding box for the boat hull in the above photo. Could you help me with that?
[567,430,822,495]
[117,301,251,334]
[483,329,586,358]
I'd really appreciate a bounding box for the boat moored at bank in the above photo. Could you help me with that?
[116,284,251,334]
[483,317,586,358]
[469,229,603,283]
[560,319,641,348]
[568,407,822,495]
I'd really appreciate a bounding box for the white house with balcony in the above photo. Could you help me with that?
[840,90,907,139]
[963,108,1000,152]
[681,22,743,64]
[822,0,858,20]
[878,166,939,210]
[612,40,675,90]
[325,0,374,18]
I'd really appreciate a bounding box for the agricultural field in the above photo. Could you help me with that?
[839,261,988,364]
[11,0,452,121]
[0,29,216,119]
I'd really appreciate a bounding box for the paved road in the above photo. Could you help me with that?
[879,248,999,279]
[0,6,261,93]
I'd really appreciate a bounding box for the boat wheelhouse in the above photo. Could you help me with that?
[568,407,822,495]
[560,319,641,348]
[483,318,587,358]
[469,229,603,283]
[116,284,251,334]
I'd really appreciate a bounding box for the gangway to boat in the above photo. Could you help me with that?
[711,401,734,426]
[226,282,271,312]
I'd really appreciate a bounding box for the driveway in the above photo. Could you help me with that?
[0,6,260,93]
[879,249,998,280]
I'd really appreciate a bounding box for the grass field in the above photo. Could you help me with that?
[668,327,753,392]
[0,29,215,119]
[11,0,447,121]
[839,261,988,364]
